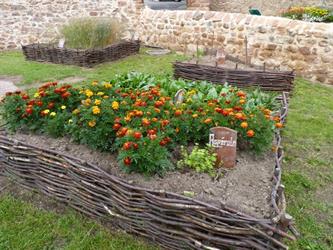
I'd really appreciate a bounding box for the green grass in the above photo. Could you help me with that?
[0,49,185,85]
[0,195,157,250]
[0,52,332,249]
[283,79,333,250]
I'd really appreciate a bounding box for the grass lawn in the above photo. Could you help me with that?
[0,195,157,250]
[0,49,185,85]
[0,51,332,249]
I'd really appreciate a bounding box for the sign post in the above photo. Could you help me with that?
[209,127,237,168]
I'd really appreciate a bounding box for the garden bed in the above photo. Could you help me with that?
[0,75,296,249]
[3,131,274,218]
[22,40,140,67]
[173,60,295,92]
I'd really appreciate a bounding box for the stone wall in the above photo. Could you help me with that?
[1,0,333,84]
[137,9,333,84]
[0,0,139,50]
[210,0,333,15]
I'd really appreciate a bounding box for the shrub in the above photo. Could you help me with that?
[61,18,123,49]
[1,75,282,175]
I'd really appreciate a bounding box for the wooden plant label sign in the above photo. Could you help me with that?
[174,89,186,105]
[209,127,237,168]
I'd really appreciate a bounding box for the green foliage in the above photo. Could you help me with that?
[61,17,123,49]
[0,195,157,250]
[0,50,185,85]
[177,144,217,174]
[1,75,279,175]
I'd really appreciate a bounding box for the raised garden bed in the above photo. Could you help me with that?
[173,59,295,92]
[22,40,140,67]
[0,75,297,249]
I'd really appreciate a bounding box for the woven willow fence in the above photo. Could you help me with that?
[173,62,295,92]
[0,94,296,249]
[22,40,140,67]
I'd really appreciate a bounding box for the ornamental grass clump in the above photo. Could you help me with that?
[2,74,282,175]
[61,17,123,49]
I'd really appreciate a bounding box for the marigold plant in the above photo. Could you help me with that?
[2,74,282,175]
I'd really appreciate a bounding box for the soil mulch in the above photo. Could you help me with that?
[3,130,275,218]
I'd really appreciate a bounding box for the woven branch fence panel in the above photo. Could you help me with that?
[22,40,140,67]
[0,93,295,250]
[173,62,295,92]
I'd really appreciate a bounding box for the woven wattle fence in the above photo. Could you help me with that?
[22,40,140,67]
[0,93,296,250]
[173,62,295,92]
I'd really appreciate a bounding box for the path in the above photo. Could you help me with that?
[0,78,19,96]
[0,76,86,97]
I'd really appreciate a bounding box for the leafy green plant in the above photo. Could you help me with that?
[177,145,217,174]
[1,74,281,175]
[61,18,123,49]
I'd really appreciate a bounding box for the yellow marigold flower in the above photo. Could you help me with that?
[91,81,98,86]
[92,106,101,115]
[186,98,192,103]
[61,105,66,110]
[43,109,50,114]
[188,89,196,96]
[103,95,109,99]
[88,120,96,127]
[112,101,119,110]
[192,114,198,118]
[97,92,104,96]
[34,92,40,98]
[83,98,91,106]
[85,89,94,97]
[72,109,80,115]
[94,99,101,105]
[103,83,112,89]
[50,112,56,117]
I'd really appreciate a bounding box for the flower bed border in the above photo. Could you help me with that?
[173,62,295,92]
[22,40,140,67]
[0,93,296,249]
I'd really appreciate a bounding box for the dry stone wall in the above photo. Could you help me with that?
[137,9,333,84]
[0,0,138,50]
[0,0,333,84]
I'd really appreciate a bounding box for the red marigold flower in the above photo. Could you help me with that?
[123,142,132,150]
[123,157,132,166]
[47,102,55,109]
[61,92,71,99]
[133,131,142,140]
[25,108,33,115]
[113,123,121,131]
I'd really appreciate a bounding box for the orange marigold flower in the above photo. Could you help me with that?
[240,122,248,129]
[88,120,96,127]
[275,122,283,129]
[175,110,182,116]
[247,130,255,137]
[204,118,212,124]
[239,99,246,105]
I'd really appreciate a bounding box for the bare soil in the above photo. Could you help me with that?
[4,131,275,218]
